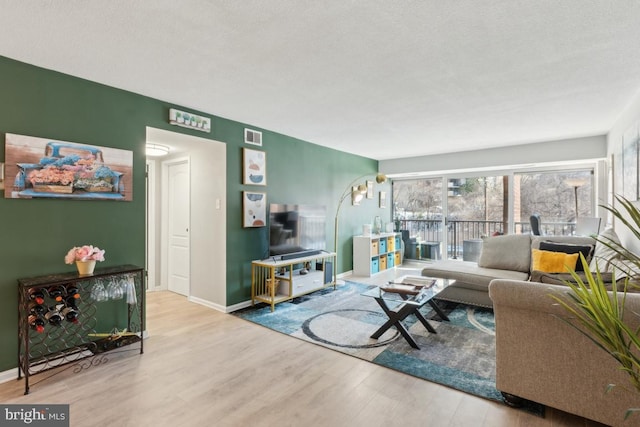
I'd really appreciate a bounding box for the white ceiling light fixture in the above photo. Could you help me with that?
[146,143,170,156]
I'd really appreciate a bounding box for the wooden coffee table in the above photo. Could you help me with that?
[361,276,453,349]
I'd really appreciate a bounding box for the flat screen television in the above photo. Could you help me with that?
[269,204,326,258]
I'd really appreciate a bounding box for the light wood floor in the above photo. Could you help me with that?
[0,263,605,426]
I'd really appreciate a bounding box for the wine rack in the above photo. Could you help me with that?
[17,264,144,394]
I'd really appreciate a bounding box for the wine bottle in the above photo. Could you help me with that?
[28,288,46,305]
[48,286,65,302]
[28,315,45,333]
[44,307,63,326]
[61,306,79,324]
[66,285,80,299]
[64,295,78,309]
[29,302,47,316]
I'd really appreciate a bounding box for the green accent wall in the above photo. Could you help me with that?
[0,56,389,372]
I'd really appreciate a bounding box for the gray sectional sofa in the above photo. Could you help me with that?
[421,232,614,308]
[423,229,637,424]
[489,279,640,426]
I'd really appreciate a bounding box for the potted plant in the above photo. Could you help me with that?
[65,245,106,276]
[551,195,640,420]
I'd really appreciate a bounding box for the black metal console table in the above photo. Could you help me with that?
[18,264,144,394]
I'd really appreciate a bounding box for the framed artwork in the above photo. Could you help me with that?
[352,186,361,205]
[0,162,4,191]
[622,122,639,201]
[366,180,374,199]
[169,108,211,132]
[243,191,266,227]
[4,133,133,201]
[609,153,615,207]
[379,191,386,208]
[243,148,266,185]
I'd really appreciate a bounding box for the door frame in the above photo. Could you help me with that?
[146,160,158,290]
[160,155,191,294]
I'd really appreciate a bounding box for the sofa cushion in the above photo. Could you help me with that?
[422,260,529,291]
[538,241,594,271]
[531,249,579,273]
[531,235,595,272]
[608,257,640,279]
[531,235,595,250]
[478,234,531,273]
[530,270,622,289]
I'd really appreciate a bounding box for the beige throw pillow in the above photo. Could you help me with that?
[589,228,621,272]
[478,234,531,273]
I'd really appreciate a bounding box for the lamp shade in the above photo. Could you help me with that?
[375,174,387,184]
[565,178,587,187]
[146,143,169,156]
[352,192,365,204]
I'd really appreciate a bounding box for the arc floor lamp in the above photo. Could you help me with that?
[565,178,587,220]
[333,173,387,285]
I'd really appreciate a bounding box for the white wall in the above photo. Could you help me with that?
[188,138,227,306]
[146,127,227,308]
[381,134,608,232]
[380,135,607,176]
[606,90,640,253]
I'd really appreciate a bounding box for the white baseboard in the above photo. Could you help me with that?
[188,295,228,313]
[0,331,151,385]
[187,295,252,313]
[0,367,18,385]
[225,300,253,313]
[338,270,351,279]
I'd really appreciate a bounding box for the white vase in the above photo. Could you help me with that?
[373,216,382,234]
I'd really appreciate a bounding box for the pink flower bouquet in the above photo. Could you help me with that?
[65,245,106,264]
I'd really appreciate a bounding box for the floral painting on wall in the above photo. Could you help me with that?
[5,133,133,201]
[243,191,266,228]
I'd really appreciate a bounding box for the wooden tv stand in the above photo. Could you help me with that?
[251,251,336,311]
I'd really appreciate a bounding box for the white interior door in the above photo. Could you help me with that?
[167,159,190,296]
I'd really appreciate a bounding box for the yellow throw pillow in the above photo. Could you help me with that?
[531,249,579,273]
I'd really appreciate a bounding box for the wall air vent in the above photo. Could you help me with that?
[244,128,262,146]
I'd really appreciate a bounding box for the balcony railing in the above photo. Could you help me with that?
[397,219,577,260]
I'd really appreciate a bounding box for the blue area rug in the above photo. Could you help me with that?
[234,281,542,415]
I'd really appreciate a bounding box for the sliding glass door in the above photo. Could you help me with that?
[393,178,444,259]
[446,176,505,259]
[515,169,593,235]
[392,167,595,260]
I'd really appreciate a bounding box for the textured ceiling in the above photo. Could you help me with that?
[1,1,640,160]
